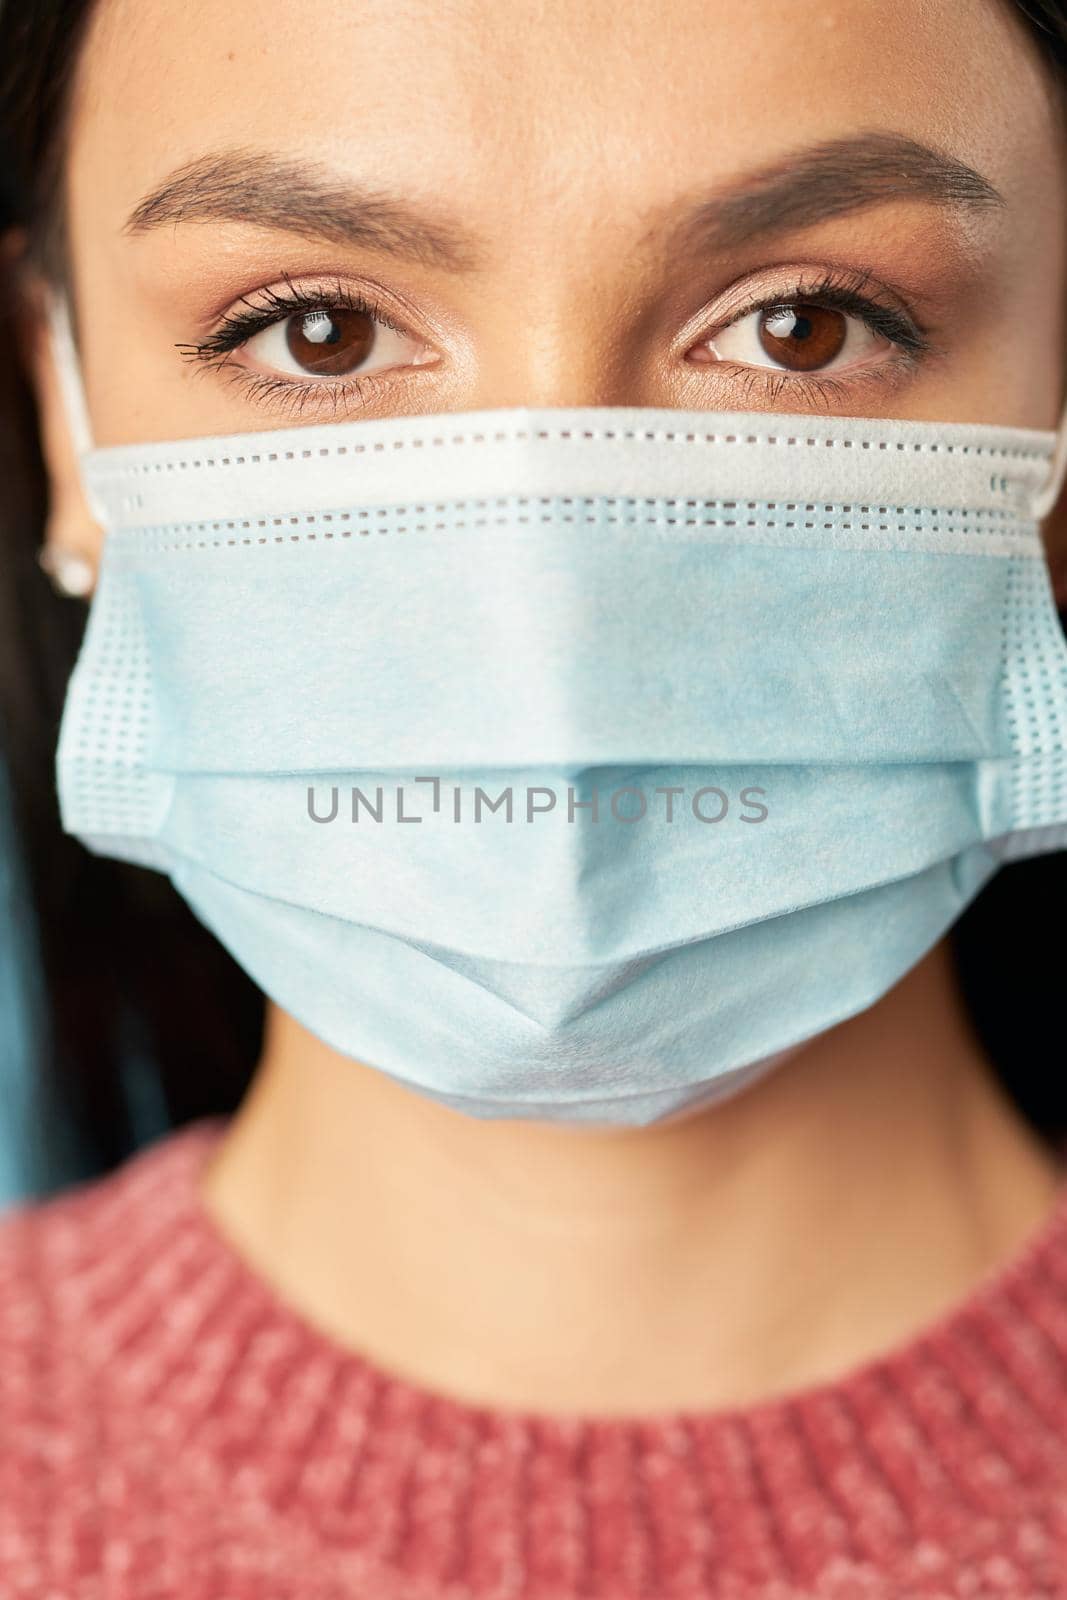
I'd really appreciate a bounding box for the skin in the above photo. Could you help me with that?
[17,0,1067,1413]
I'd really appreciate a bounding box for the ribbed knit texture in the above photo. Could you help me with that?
[3,1119,1067,1598]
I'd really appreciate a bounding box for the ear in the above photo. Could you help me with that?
[18,264,103,595]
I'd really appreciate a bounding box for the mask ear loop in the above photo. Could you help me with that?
[46,289,95,459]
[1031,388,1067,522]
[44,289,112,538]
[38,290,108,596]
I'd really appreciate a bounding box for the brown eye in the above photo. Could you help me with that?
[757,304,848,372]
[696,281,903,382]
[238,296,434,388]
[284,309,376,376]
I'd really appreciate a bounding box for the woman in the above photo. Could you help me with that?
[2,0,1067,1594]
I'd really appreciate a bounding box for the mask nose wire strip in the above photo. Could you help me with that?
[1031,386,1067,521]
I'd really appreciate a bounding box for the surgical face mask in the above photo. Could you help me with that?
[47,294,1067,1128]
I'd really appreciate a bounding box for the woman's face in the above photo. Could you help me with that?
[33,0,1067,581]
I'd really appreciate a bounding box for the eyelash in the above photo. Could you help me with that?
[698,265,933,406]
[176,263,933,416]
[718,265,928,353]
[176,272,405,414]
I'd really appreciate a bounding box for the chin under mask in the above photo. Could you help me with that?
[48,294,1067,1127]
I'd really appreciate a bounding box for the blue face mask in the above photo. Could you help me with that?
[48,295,1067,1127]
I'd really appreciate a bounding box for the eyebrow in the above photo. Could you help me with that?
[123,131,1004,269]
[123,148,488,271]
[656,131,1005,256]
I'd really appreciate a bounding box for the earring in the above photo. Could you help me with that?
[38,543,96,599]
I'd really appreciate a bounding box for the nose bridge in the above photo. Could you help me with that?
[463,252,655,410]
[471,332,633,410]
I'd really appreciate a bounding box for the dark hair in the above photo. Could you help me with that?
[0,0,1064,1181]
[0,4,264,1180]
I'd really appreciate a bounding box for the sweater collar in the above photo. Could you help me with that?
[53,1115,1067,1598]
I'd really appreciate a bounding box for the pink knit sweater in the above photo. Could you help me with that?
[2,1119,1067,1598]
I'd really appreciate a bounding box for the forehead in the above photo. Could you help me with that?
[69,0,1057,217]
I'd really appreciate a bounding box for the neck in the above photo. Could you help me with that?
[200,937,1064,1417]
